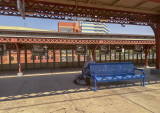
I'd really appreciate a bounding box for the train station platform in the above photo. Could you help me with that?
[0,66,160,113]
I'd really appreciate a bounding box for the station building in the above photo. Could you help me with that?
[0,25,156,71]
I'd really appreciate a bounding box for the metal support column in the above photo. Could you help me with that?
[137,54,138,64]
[60,50,62,67]
[15,43,23,76]
[109,49,111,62]
[72,49,74,67]
[119,52,121,62]
[92,45,98,61]
[9,50,11,71]
[1,56,3,71]
[150,20,160,75]
[144,48,150,68]
[40,55,42,69]
[47,48,48,68]
[155,24,160,69]
[25,46,27,69]
[53,49,55,68]
[66,50,68,67]
[78,55,80,67]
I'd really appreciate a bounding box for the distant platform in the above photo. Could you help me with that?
[151,69,160,75]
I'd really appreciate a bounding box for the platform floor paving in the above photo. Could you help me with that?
[0,66,160,113]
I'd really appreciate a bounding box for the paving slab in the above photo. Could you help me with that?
[0,67,160,113]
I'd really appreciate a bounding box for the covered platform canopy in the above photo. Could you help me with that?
[0,0,160,72]
[0,28,156,72]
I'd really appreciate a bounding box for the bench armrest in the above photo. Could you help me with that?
[134,68,145,76]
[91,71,97,77]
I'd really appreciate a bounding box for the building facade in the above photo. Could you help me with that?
[0,26,156,71]
[58,21,81,33]
[79,22,109,34]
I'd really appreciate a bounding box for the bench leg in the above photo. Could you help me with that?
[143,79,145,87]
[94,79,97,92]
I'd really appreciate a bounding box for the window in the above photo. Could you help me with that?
[13,50,17,53]
[111,50,115,60]
[125,50,128,61]
[38,56,43,60]
[60,27,72,32]
[67,50,72,62]
[48,50,54,63]
[74,50,78,61]
[11,50,17,64]
[106,54,110,61]
[45,56,49,60]
[55,50,60,62]
[129,50,133,60]
[80,55,84,61]
[20,50,25,63]
[61,50,66,62]
[11,56,14,61]
[31,56,36,60]
[27,50,33,63]
[51,55,54,60]
[101,55,105,61]
[95,50,100,61]
[121,53,124,60]
[116,52,120,61]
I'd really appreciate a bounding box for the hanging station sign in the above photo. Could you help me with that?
[31,45,48,56]
[134,45,143,53]
[75,45,87,55]
[152,45,156,52]
[0,44,6,56]
[99,45,110,55]
[114,45,124,53]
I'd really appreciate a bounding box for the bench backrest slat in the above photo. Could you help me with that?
[89,62,135,77]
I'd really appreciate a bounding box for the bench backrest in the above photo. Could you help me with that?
[89,62,135,77]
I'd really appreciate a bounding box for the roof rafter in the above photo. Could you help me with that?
[110,0,121,6]
[133,1,148,8]
[151,5,160,11]
[143,0,160,3]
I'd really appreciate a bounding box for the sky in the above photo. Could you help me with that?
[0,15,154,35]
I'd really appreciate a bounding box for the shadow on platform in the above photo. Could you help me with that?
[0,68,160,102]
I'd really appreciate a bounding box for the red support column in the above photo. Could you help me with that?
[92,45,98,61]
[145,50,149,67]
[15,43,22,76]
[150,19,160,75]
[152,21,160,69]
[155,24,160,69]
[143,45,151,68]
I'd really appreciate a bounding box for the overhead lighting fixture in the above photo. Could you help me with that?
[115,45,124,53]
[99,45,110,55]
[75,45,87,55]
[17,0,25,19]
[134,45,143,53]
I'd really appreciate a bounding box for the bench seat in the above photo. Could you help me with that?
[86,62,145,92]
[95,74,145,82]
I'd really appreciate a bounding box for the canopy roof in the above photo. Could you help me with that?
[0,0,159,25]
[33,0,160,14]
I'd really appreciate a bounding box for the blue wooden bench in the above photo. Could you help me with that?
[85,62,145,92]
